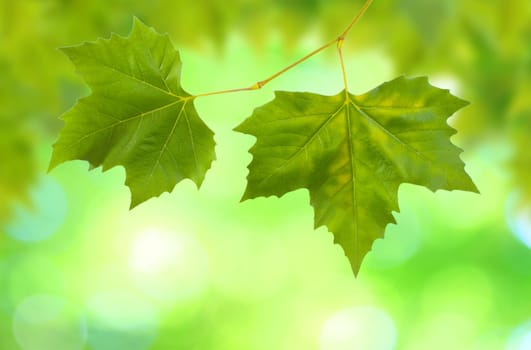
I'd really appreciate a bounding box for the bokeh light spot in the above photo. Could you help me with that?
[129,228,209,303]
[421,265,493,323]
[86,290,158,350]
[12,295,86,350]
[506,320,531,350]
[5,176,67,242]
[506,192,531,248]
[130,228,181,273]
[320,306,397,350]
[8,255,66,308]
[409,312,476,350]
[367,210,421,269]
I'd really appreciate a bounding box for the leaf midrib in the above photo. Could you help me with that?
[86,51,184,100]
[344,97,359,266]
[149,100,189,179]
[254,100,346,189]
[350,100,431,163]
[64,99,184,149]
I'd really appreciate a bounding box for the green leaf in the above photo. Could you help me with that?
[235,76,478,275]
[49,18,216,208]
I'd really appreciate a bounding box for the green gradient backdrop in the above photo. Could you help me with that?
[1,1,530,349]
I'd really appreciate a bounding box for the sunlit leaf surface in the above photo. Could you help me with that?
[50,19,216,207]
[236,77,477,273]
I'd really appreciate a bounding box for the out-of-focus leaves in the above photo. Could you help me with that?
[323,0,531,145]
[0,65,35,224]
[513,145,531,203]
[0,130,34,223]
[508,82,531,202]
[236,77,476,274]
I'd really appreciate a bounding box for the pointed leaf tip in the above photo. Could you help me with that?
[132,16,147,29]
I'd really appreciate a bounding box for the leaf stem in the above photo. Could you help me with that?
[192,86,258,98]
[257,37,338,88]
[192,0,374,100]
[337,39,349,97]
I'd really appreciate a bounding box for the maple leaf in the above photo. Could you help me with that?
[49,18,216,208]
[235,76,478,274]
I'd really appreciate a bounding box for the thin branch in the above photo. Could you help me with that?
[192,0,374,100]
[192,38,337,100]
[256,37,338,88]
[340,0,374,39]
[192,86,259,99]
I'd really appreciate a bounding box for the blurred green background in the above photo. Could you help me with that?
[1,0,530,349]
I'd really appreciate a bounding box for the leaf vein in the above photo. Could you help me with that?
[254,103,346,188]
[64,100,182,149]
